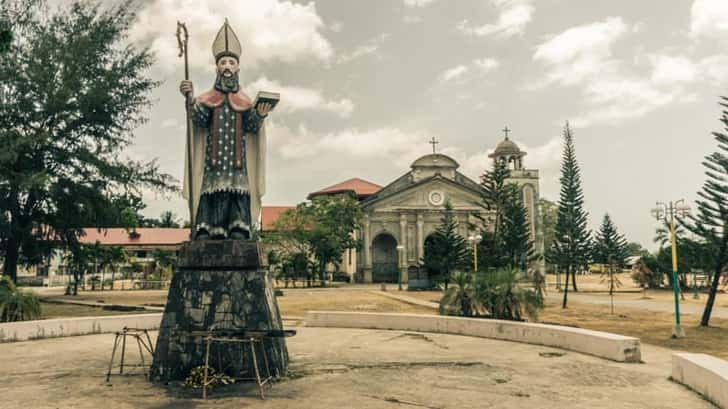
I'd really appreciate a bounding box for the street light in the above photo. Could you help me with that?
[396,245,404,291]
[651,200,690,338]
[467,234,483,272]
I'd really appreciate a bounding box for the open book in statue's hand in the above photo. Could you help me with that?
[253,91,280,112]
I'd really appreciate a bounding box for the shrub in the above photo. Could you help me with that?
[0,276,42,322]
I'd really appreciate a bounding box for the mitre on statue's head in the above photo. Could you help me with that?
[212,18,242,62]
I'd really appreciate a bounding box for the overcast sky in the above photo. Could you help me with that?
[123,0,728,250]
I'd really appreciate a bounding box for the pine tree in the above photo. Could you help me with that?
[422,200,470,289]
[480,158,513,238]
[501,194,533,270]
[548,122,591,308]
[686,97,728,326]
[477,158,528,270]
[593,214,628,313]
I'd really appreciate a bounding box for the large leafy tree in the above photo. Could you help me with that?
[422,200,470,289]
[686,98,728,326]
[268,193,362,287]
[548,122,591,308]
[0,1,175,282]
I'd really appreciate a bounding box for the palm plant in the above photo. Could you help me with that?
[0,276,41,322]
[439,271,479,317]
[473,268,543,321]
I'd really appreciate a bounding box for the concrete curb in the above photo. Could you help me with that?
[305,311,642,363]
[0,314,305,343]
[672,352,728,408]
[0,313,163,343]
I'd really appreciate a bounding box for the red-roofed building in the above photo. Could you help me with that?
[307,178,381,201]
[260,206,296,232]
[79,228,190,258]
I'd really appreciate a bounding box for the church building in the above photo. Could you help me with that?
[300,134,543,283]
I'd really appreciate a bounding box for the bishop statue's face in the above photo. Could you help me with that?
[214,56,240,93]
[216,56,239,77]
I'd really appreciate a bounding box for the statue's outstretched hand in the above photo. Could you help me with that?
[256,102,271,118]
[180,80,193,97]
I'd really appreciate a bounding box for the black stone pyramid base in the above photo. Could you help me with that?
[150,240,288,382]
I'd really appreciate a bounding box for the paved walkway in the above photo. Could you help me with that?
[0,327,712,409]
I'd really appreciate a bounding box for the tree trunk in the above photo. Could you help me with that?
[319,261,327,288]
[110,267,116,290]
[2,237,20,284]
[701,256,726,326]
[571,269,578,292]
[562,266,570,308]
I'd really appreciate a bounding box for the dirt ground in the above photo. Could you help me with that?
[0,327,712,409]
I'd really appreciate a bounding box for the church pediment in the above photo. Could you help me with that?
[362,175,483,211]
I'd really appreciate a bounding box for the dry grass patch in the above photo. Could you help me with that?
[539,299,728,360]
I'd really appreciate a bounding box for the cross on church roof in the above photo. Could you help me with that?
[502,126,511,139]
[429,136,439,153]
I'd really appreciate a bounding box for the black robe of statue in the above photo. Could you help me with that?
[190,93,264,239]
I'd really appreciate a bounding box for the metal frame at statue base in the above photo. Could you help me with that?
[106,327,155,382]
[178,329,295,400]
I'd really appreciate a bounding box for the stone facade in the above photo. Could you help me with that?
[151,240,288,382]
[357,137,543,283]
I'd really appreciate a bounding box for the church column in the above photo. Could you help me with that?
[399,213,408,283]
[416,213,424,263]
[363,215,372,283]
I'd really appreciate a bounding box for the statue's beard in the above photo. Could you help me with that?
[215,70,239,93]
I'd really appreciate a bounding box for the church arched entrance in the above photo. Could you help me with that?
[372,233,398,283]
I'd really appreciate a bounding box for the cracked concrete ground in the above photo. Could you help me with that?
[0,327,714,409]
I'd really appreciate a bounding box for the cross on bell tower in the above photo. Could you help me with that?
[502,126,511,139]
[429,136,439,154]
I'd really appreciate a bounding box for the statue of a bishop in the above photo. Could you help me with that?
[181,20,271,240]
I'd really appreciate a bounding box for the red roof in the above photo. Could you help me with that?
[80,228,190,246]
[308,178,381,200]
[261,206,296,231]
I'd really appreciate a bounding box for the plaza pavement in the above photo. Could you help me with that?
[0,326,713,409]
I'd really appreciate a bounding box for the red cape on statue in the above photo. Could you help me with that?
[194,88,253,112]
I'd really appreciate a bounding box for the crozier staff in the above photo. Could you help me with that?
[181,19,272,240]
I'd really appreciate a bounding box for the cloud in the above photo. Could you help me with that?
[530,17,702,126]
[457,1,533,38]
[440,65,469,83]
[572,79,681,127]
[274,124,431,166]
[690,0,728,38]
[337,33,390,64]
[533,17,627,86]
[130,0,333,74]
[403,0,438,7]
[650,55,698,84]
[439,58,499,84]
[246,77,354,118]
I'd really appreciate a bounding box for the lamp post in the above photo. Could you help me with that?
[396,244,404,291]
[651,200,690,338]
[467,234,482,272]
